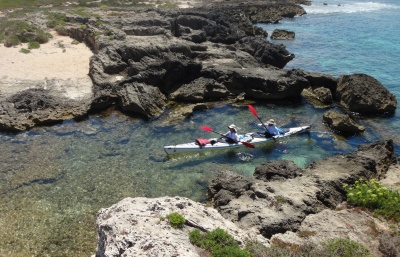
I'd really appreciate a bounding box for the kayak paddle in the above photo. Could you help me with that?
[200,126,255,148]
[248,104,276,141]
[248,104,267,130]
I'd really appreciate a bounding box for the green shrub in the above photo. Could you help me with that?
[73,7,99,18]
[0,20,51,47]
[55,25,69,36]
[189,229,203,246]
[4,35,20,47]
[212,245,250,257]
[166,212,185,229]
[344,178,400,221]
[206,228,239,249]
[321,237,371,257]
[28,41,40,49]
[46,12,67,28]
[95,20,104,27]
[19,48,30,54]
[189,228,250,257]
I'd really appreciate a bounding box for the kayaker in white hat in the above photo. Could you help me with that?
[219,124,239,143]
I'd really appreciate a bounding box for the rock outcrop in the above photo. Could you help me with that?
[323,110,365,133]
[95,196,269,257]
[94,140,398,256]
[0,3,397,131]
[271,29,295,40]
[0,85,91,131]
[271,208,389,257]
[208,140,396,238]
[336,74,397,114]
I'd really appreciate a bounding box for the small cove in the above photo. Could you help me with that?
[1,0,400,255]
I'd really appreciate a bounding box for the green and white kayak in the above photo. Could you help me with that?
[163,125,311,155]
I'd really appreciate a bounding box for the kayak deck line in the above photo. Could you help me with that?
[163,125,311,155]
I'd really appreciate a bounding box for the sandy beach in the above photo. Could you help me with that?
[0,31,93,99]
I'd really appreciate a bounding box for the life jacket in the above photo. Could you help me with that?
[195,138,211,146]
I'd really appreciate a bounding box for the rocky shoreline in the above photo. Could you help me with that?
[95,140,399,256]
[1,1,399,256]
[0,0,396,132]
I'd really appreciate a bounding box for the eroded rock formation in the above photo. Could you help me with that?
[95,140,398,256]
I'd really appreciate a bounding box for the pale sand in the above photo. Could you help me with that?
[0,31,93,100]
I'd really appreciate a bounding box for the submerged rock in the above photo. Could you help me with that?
[323,110,365,133]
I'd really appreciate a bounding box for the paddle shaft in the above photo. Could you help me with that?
[201,126,255,148]
[212,130,240,143]
[248,105,276,141]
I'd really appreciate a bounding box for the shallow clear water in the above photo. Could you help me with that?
[1,0,400,255]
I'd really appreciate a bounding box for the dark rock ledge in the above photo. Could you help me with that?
[95,140,399,256]
[0,0,396,131]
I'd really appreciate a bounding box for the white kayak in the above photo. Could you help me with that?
[163,125,311,155]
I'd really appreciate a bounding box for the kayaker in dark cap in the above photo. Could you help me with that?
[264,119,280,138]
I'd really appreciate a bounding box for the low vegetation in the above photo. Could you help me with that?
[19,47,30,53]
[28,41,40,49]
[0,20,51,47]
[344,178,400,221]
[45,12,68,29]
[247,238,372,257]
[190,228,372,257]
[166,212,186,229]
[0,0,66,10]
[0,0,177,11]
[190,228,250,257]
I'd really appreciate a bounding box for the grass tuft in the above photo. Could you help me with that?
[166,212,185,229]
[28,41,40,49]
[190,228,250,257]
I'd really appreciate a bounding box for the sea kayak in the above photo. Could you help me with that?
[163,125,311,155]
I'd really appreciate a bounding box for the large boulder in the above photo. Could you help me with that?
[336,74,397,114]
[117,82,167,118]
[94,196,269,257]
[0,84,91,132]
[271,29,295,40]
[314,87,333,104]
[323,110,365,133]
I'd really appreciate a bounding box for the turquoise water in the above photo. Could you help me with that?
[1,1,400,255]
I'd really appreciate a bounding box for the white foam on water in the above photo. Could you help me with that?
[303,1,399,14]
